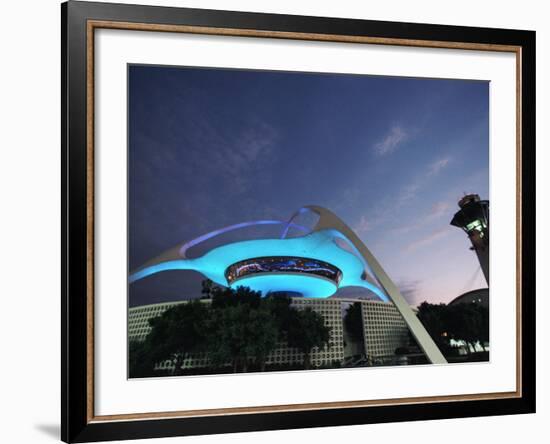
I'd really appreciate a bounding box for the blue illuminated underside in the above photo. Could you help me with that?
[230,273,337,298]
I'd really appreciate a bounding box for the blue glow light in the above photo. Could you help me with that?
[130,228,388,301]
[178,220,310,257]
[230,274,337,298]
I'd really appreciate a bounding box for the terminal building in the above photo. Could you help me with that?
[129,296,412,370]
[359,299,411,361]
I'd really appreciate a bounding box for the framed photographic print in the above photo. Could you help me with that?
[61,1,536,442]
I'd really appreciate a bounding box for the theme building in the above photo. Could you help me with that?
[130,206,447,364]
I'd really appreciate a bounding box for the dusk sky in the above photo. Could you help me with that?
[128,64,488,308]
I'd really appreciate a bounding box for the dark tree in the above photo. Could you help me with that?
[446,303,486,354]
[208,303,251,372]
[478,305,489,350]
[287,308,330,369]
[129,286,345,375]
[244,305,279,371]
[211,285,261,309]
[264,293,294,341]
[208,286,278,372]
[200,279,219,299]
[417,301,489,357]
[344,302,364,343]
[416,302,449,347]
[146,300,210,375]
[128,340,155,378]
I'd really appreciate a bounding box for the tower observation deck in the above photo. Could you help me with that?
[450,194,489,285]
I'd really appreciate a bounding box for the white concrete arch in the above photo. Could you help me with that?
[302,205,447,364]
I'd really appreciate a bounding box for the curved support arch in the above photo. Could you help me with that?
[280,207,314,239]
[301,205,447,364]
[130,219,308,279]
[284,207,388,301]
[179,220,310,258]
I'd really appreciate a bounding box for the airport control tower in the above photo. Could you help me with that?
[450,194,489,285]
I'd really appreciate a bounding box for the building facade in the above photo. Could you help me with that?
[449,288,489,308]
[267,297,344,367]
[129,297,414,370]
[129,301,183,343]
[360,300,410,361]
[129,296,416,370]
[130,300,213,370]
[128,296,346,370]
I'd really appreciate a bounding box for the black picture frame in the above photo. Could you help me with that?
[62,1,536,442]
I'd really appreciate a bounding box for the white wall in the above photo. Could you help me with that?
[0,0,547,443]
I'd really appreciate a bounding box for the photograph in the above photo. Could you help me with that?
[127,64,490,378]
[0,0,541,442]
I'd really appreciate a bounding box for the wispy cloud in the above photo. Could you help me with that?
[217,122,278,193]
[429,201,451,218]
[404,227,451,252]
[428,157,451,176]
[373,125,408,156]
[353,215,372,234]
[349,154,453,236]
[395,182,422,207]
[390,201,451,236]
[175,118,279,197]
[395,157,452,206]
[397,279,423,305]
